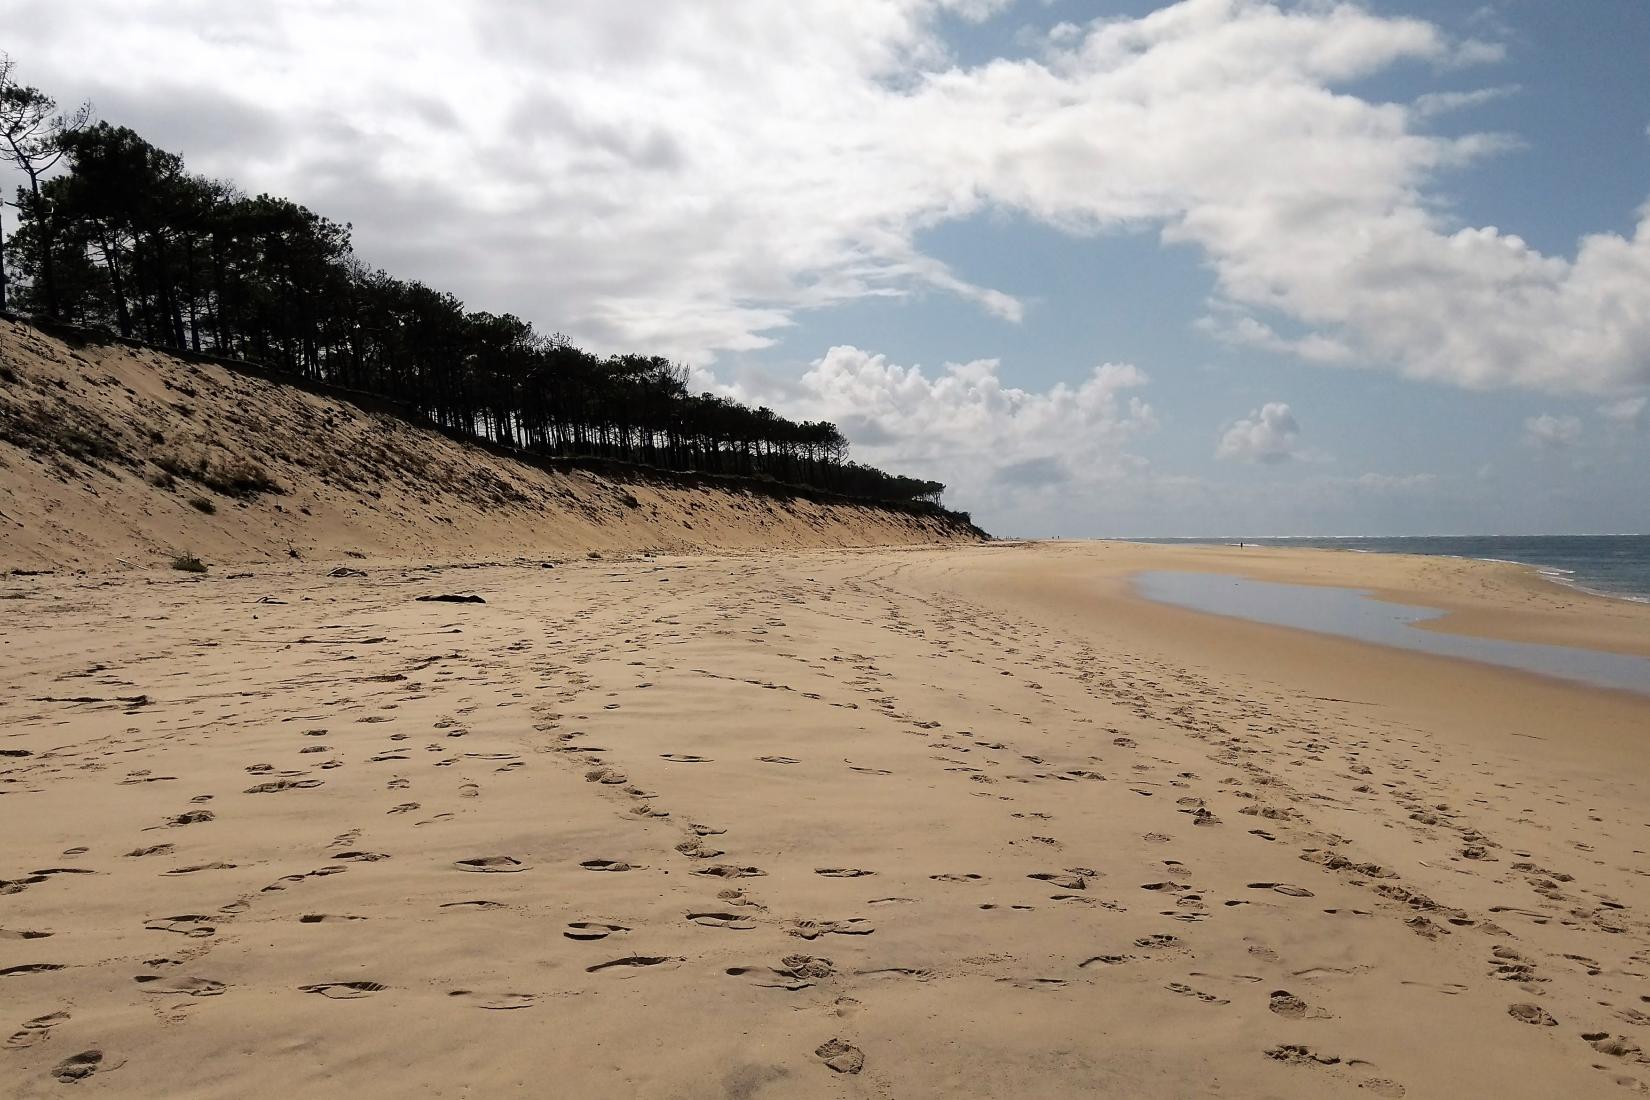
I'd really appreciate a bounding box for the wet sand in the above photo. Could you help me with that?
[3,540,1649,1097]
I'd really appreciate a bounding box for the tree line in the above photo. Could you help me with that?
[0,58,956,513]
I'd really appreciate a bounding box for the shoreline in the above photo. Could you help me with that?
[1093,539,1650,662]
[1115,536,1650,607]
[1128,566,1650,702]
[1522,563,1650,607]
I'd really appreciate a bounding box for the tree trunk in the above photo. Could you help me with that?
[25,174,57,317]
[99,232,132,337]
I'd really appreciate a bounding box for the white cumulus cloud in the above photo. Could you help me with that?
[2,0,1645,396]
[1196,313,1352,364]
[701,345,1156,505]
[1523,413,1583,449]
[1599,395,1647,429]
[1351,472,1439,492]
[1216,402,1302,464]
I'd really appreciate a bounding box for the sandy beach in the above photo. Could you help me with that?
[4,540,1650,1097]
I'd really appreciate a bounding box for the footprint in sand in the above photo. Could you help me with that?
[300,981,386,999]
[1269,990,1310,1017]
[144,915,216,938]
[659,754,711,763]
[586,956,676,974]
[815,1038,865,1075]
[693,864,766,879]
[0,927,53,940]
[1029,871,1088,890]
[580,859,636,872]
[456,857,527,873]
[387,802,419,814]
[245,779,323,794]
[6,1009,68,1049]
[1248,882,1315,897]
[446,990,538,1010]
[718,888,764,910]
[857,966,934,981]
[759,756,801,764]
[688,912,757,930]
[564,921,629,940]
[815,867,875,879]
[1264,1044,1341,1066]
[442,900,507,911]
[164,861,237,877]
[728,955,836,990]
[134,974,226,997]
[1266,1046,1406,1098]
[52,1051,105,1083]
[997,976,1068,990]
[1167,982,1228,1005]
[1508,1003,1557,1026]
[931,873,984,883]
[156,810,214,828]
[0,963,66,977]
[299,914,367,923]
[1582,1032,1643,1060]
[790,918,874,940]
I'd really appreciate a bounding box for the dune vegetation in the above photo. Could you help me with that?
[1,56,963,520]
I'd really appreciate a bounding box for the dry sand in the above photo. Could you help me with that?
[4,539,1649,1097]
[0,317,973,572]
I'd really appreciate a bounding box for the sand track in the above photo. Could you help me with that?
[2,543,1649,1097]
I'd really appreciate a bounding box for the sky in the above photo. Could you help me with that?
[4,0,1648,536]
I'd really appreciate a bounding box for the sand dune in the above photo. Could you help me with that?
[0,318,975,573]
[3,541,1648,1097]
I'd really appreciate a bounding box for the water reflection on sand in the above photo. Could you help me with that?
[1133,571,1650,698]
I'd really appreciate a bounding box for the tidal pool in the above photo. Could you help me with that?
[1132,571,1650,698]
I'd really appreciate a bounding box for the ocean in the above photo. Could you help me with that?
[1127,534,1650,604]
